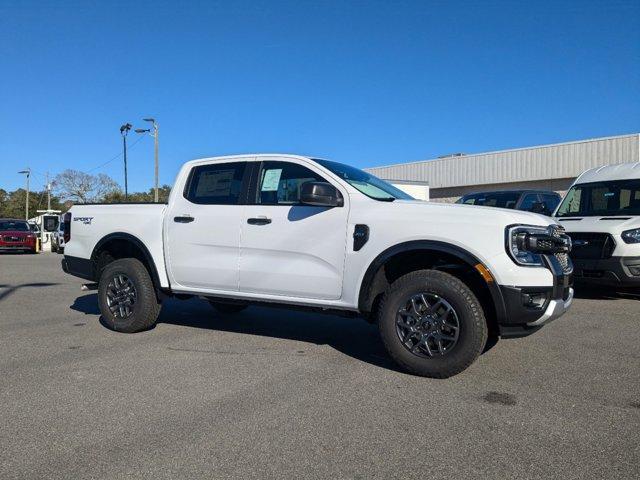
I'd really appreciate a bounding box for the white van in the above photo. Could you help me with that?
[554,162,640,288]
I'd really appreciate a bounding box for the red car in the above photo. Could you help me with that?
[0,219,37,253]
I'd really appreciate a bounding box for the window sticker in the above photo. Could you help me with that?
[261,169,282,192]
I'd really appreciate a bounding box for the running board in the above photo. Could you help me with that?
[81,283,98,291]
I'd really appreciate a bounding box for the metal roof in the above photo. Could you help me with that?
[574,161,640,184]
[365,134,640,189]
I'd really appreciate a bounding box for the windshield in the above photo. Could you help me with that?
[0,220,30,231]
[556,179,640,217]
[457,192,521,209]
[315,159,413,201]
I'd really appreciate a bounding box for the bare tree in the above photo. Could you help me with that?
[54,170,121,203]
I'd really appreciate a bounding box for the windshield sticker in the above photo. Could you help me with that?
[261,169,282,192]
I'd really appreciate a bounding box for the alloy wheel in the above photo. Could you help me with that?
[395,292,460,357]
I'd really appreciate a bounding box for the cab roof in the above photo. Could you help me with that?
[575,162,640,184]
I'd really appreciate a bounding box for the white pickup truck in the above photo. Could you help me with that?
[62,154,573,377]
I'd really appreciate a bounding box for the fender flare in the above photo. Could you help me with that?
[357,240,507,323]
[91,232,162,289]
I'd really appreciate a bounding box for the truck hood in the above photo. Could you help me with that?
[393,200,553,228]
[554,215,640,234]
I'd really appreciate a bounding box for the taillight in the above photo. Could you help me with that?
[63,212,71,243]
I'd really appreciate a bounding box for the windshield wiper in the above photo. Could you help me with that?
[377,197,396,202]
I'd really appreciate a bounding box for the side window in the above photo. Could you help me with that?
[519,193,539,211]
[541,194,560,212]
[184,162,247,205]
[257,161,328,205]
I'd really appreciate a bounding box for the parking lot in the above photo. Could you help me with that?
[0,252,638,479]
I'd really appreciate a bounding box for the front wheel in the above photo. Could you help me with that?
[98,258,161,332]
[378,270,487,378]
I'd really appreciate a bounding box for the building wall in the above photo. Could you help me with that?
[366,134,639,191]
[391,182,430,200]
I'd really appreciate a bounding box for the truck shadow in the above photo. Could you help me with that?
[162,298,405,373]
[71,294,404,373]
[573,285,640,301]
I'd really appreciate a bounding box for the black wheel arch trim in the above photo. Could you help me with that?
[357,240,508,324]
[90,232,164,290]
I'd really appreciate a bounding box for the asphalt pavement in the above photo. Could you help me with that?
[1,253,639,479]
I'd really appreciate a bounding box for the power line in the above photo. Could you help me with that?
[87,135,147,173]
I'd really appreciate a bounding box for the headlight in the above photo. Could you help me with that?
[505,225,548,266]
[621,228,640,244]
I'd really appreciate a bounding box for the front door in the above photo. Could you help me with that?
[239,159,349,300]
[164,160,249,292]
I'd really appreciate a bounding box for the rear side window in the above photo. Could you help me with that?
[256,161,328,205]
[519,194,539,211]
[184,162,247,205]
[459,192,520,208]
[540,193,560,212]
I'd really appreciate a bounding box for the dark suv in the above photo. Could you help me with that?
[456,190,561,216]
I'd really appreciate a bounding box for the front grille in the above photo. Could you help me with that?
[549,225,572,274]
[2,235,24,242]
[567,232,616,260]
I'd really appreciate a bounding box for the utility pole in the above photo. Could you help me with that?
[136,118,159,202]
[120,123,132,201]
[18,168,31,219]
[45,172,51,210]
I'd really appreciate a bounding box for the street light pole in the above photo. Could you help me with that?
[120,123,132,201]
[46,172,51,211]
[18,168,31,219]
[136,118,159,202]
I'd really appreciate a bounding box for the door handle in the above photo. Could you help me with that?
[174,215,194,223]
[247,216,271,225]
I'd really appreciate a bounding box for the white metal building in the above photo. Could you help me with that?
[365,134,640,202]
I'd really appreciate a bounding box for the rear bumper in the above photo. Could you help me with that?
[571,256,640,287]
[62,255,94,281]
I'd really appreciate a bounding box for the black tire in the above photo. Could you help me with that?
[378,269,487,378]
[207,300,247,314]
[98,258,161,333]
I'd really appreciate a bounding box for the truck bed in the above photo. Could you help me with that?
[64,203,170,288]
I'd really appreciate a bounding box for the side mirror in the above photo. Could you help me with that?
[300,182,343,207]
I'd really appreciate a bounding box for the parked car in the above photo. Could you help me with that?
[456,190,561,215]
[51,220,65,253]
[0,218,38,253]
[554,162,640,289]
[61,154,573,378]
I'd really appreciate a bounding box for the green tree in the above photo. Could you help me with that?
[0,188,66,219]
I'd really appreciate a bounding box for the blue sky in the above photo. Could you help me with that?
[1,0,638,193]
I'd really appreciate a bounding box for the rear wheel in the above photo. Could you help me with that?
[378,270,487,378]
[98,258,161,332]
[207,300,247,314]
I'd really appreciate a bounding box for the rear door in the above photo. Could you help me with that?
[164,160,250,292]
[238,158,349,300]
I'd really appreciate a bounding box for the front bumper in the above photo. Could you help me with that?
[496,254,573,338]
[572,256,640,287]
[0,242,36,251]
